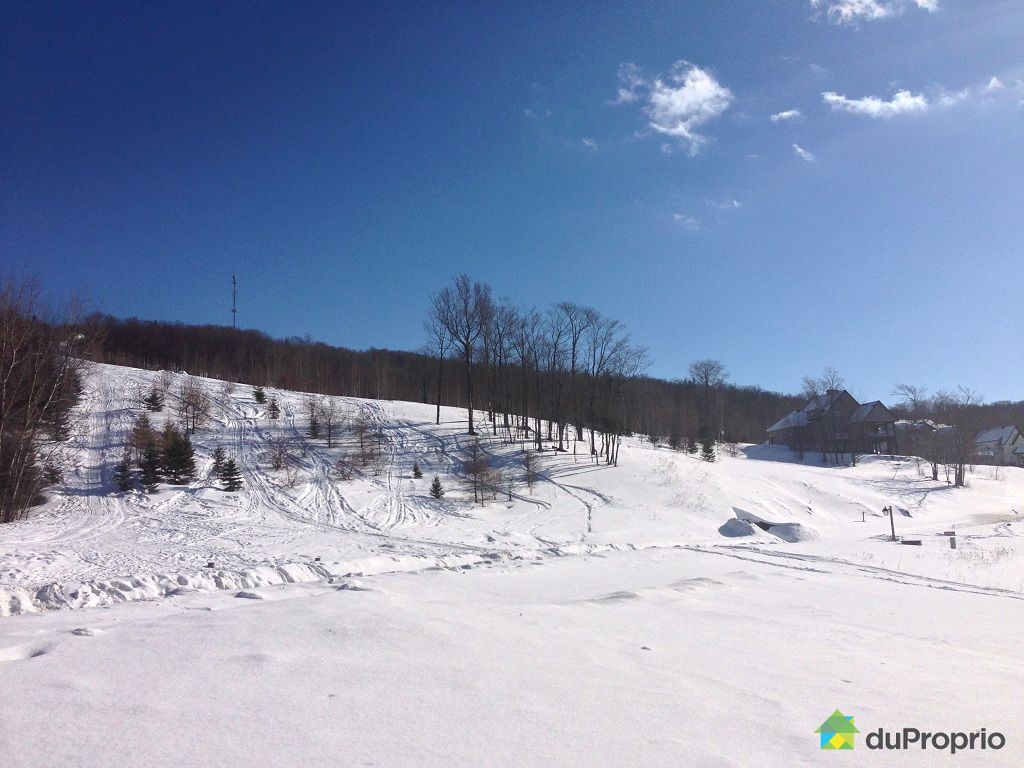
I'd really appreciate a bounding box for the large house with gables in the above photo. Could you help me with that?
[766,389,898,457]
[973,425,1024,466]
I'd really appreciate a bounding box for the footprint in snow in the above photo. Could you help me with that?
[71,628,103,636]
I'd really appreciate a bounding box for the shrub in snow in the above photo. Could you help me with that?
[140,444,161,493]
[219,458,243,492]
[253,385,266,404]
[429,475,445,499]
[700,437,716,463]
[142,387,164,412]
[211,446,227,476]
[113,449,134,492]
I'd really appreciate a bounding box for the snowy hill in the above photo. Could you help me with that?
[2,361,1022,615]
[2,364,1023,767]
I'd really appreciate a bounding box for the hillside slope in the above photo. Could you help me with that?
[1,362,1022,615]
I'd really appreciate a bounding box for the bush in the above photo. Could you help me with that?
[429,475,445,499]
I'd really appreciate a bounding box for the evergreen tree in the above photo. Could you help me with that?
[130,413,156,463]
[161,424,196,484]
[143,387,164,412]
[253,385,267,404]
[685,435,698,455]
[267,397,280,419]
[308,411,320,439]
[219,458,244,491]
[211,446,226,476]
[412,461,423,479]
[700,436,716,463]
[140,443,161,492]
[668,430,683,451]
[429,475,445,499]
[113,449,134,492]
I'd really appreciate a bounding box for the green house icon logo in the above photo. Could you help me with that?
[816,710,860,750]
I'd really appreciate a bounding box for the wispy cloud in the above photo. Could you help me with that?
[580,138,598,150]
[983,76,1005,93]
[706,198,743,210]
[810,0,938,25]
[672,212,700,229]
[824,76,1016,118]
[770,108,803,122]
[793,143,815,162]
[823,89,929,117]
[611,61,733,155]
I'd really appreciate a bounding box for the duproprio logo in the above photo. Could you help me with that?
[817,710,859,750]
[816,711,1006,755]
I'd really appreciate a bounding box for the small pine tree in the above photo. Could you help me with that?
[412,461,423,479]
[211,446,226,476]
[253,386,267,404]
[219,458,244,492]
[130,413,155,463]
[113,449,134,492]
[267,397,280,419]
[161,424,196,484]
[685,435,698,455]
[668,431,683,451]
[429,475,445,499]
[140,443,161,492]
[700,436,716,463]
[308,411,320,439]
[143,387,164,412]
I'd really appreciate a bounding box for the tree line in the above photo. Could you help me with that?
[85,304,804,451]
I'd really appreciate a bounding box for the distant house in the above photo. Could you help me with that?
[973,425,1024,466]
[767,389,897,456]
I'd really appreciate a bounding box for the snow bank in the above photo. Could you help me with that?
[0,553,501,616]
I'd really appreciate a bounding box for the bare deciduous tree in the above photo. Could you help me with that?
[177,377,211,433]
[430,274,492,434]
[0,280,90,522]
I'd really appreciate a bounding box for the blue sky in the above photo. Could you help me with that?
[2,1,1022,401]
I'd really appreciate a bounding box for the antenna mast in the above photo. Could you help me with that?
[232,274,237,328]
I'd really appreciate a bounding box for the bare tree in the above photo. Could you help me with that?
[177,377,211,433]
[688,358,728,437]
[352,411,374,465]
[461,438,490,504]
[0,280,90,522]
[431,274,492,434]
[423,311,452,425]
[933,386,982,487]
[318,397,343,448]
[522,449,539,493]
[892,383,928,415]
[557,302,595,444]
[267,436,294,471]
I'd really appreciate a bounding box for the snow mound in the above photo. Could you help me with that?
[718,518,759,537]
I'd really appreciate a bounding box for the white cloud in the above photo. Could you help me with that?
[581,138,598,150]
[793,143,815,162]
[672,212,700,229]
[611,63,645,104]
[611,61,733,155]
[983,76,1005,93]
[823,89,929,117]
[810,0,937,25]
[770,108,803,122]
[706,198,743,210]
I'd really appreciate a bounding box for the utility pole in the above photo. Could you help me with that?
[884,505,896,541]
[231,274,237,328]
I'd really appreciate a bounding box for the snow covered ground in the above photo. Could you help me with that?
[1,363,1022,766]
